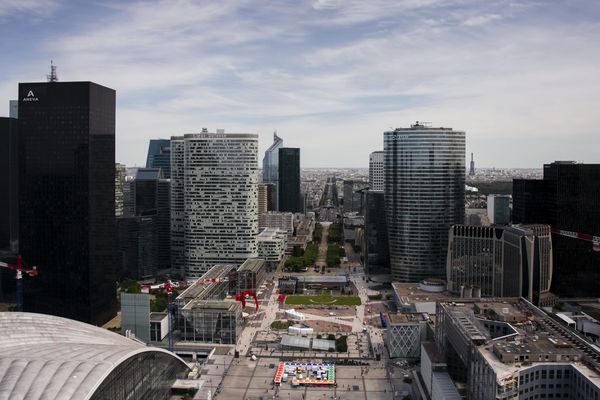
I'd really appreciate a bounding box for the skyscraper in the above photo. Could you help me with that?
[363,190,390,275]
[446,224,553,306]
[0,117,18,251]
[487,194,511,224]
[146,139,171,178]
[117,168,171,278]
[513,161,600,296]
[469,152,475,176]
[9,100,18,119]
[170,137,185,277]
[262,132,283,210]
[171,132,259,278]
[18,80,116,325]
[343,180,369,214]
[278,147,301,213]
[369,151,384,191]
[115,163,126,217]
[384,122,465,282]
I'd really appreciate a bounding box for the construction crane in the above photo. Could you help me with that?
[551,228,600,251]
[0,255,39,311]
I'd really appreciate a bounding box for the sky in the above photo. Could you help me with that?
[1,0,599,168]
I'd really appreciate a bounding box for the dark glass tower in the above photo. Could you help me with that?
[363,190,390,275]
[384,123,465,282]
[0,117,18,251]
[146,139,171,178]
[513,162,600,297]
[18,81,116,325]
[278,147,301,213]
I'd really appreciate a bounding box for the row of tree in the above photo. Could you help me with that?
[285,243,319,272]
[327,223,343,244]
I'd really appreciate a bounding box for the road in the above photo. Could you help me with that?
[315,222,330,268]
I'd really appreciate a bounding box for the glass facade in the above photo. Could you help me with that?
[278,147,301,213]
[0,117,18,251]
[91,351,186,400]
[513,162,600,297]
[384,124,465,282]
[262,132,283,210]
[446,224,553,305]
[146,139,171,178]
[18,81,116,325]
[179,301,243,344]
[363,191,390,275]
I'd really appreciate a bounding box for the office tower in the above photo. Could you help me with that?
[343,180,369,214]
[487,194,510,224]
[513,161,600,296]
[0,117,18,251]
[262,132,283,209]
[115,163,126,217]
[369,151,385,191]
[363,190,390,275]
[145,138,171,178]
[262,132,283,183]
[384,122,465,282]
[446,224,553,306]
[469,152,475,176]
[258,183,269,228]
[117,168,171,277]
[9,100,18,119]
[171,132,259,278]
[19,80,116,325]
[170,137,185,276]
[278,147,301,213]
[117,215,157,279]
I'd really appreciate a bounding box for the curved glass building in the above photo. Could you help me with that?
[0,312,189,400]
[384,123,465,282]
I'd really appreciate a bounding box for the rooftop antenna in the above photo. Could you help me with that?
[47,60,58,82]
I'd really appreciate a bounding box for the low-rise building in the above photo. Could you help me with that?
[179,300,243,344]
[260,211,294,234]
[434,299,600,400]
[257,228,287,269]
[278,275,351,295]
[385,312,429,359]
[235,258,267,293]
[392,280,451,315]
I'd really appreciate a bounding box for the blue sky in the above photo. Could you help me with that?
[1,0,600,168]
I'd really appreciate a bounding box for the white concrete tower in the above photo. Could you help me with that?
[172,132,259,278]
[369,151,385,191]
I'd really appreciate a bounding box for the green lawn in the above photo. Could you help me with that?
[284,295,362,306]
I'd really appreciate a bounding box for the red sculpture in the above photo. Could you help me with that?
[235,290,259,311]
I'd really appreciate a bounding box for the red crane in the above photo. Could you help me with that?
[550,228,600,251]
[0,255,39,312]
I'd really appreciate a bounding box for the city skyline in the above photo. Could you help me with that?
[1,1,600,168]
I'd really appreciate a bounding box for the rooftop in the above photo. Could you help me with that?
[176,264,237,302]
[150,312,167,322]
[281,335,311,349]
[183,300,241,312]
[257,228,287,240]
[387,312,428,324]
[0,312,188,400]
[237,258,266,273]
[440,299,600,383]
[392,281,452,309]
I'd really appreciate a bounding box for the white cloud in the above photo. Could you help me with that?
[0,0,61,17]
[462,13,502,26]
[2,0,600,168]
